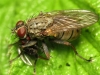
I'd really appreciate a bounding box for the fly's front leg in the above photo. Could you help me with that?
[21,41,37,48]
[8,41,21,64]
[9,41,37,65]
[9,51,22,64]
[8,40,20,51]
[53,40,91,61]
[8,41,19,48]
[7,41,20,56]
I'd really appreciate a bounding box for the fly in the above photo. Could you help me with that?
[10,10,98,74]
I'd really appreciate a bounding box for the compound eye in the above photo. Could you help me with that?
[17,26,26,38]
[15,20,27,38]
[16,20,24,26]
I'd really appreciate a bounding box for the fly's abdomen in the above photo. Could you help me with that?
[57,29,81,41]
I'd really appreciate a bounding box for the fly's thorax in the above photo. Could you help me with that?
[26,15,53,38]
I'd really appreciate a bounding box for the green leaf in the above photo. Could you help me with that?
[0,0,100,75]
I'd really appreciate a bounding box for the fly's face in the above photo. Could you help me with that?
[13,20,27,39]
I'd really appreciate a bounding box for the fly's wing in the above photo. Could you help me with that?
[45,10,98,32]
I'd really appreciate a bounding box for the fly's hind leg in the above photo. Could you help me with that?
[53,40,91,62]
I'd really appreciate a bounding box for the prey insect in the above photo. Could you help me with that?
[10,10,98,74]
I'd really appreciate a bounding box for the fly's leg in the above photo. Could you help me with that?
[8,41,19,47]
[33,54,49,75]
[53,40,91,61]
[8,41,19,48]
[18,47,38,74]
[21,41,37,48]
[18,47,33,65]
[34,43,50,60]
[42,43,50,59]
[33,58,37,75]
[9,41,36,64]
[7,41,19,55]
[38,55,50,60]
[9,52,22,64]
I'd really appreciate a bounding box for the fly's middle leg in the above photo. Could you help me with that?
[42,43,50,59]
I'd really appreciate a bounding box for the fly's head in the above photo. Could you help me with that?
[12,20,27,39]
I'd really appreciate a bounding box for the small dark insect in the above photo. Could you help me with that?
[10,10,98,74]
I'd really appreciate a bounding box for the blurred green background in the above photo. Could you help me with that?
[0,0,100,75]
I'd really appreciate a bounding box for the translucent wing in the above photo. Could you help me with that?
[45,10,98,32]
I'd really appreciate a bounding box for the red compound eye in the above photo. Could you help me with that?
[16,20,24,26]
[17,26,26,38]
[15,20,27,38]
